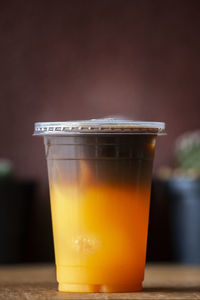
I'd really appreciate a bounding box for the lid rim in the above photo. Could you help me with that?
[34,119,166,136]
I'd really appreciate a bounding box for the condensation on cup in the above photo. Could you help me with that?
[34,118,165,293]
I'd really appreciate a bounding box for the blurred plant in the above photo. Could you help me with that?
[158,130,200,180]
[175,130,200,171]
[0,159,15,179]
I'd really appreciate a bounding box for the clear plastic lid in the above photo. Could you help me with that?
[34,118,166,136]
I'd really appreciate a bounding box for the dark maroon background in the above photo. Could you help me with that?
[0,0,200,261]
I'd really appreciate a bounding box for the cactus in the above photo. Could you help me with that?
[175,130,200,171]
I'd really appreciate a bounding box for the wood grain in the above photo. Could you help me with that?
[0,264,200,300]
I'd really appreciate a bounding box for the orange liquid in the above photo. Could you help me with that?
[49,180,150,292]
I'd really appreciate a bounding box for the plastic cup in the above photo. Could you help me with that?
[34,118,165,292]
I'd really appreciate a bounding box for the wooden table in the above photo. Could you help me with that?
[0,264,200,299]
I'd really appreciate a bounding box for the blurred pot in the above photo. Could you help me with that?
[167,178,200,264]
[0,178,36,263]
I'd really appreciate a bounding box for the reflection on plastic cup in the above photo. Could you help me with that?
[34,118,165,292]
